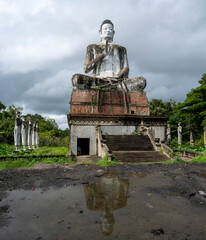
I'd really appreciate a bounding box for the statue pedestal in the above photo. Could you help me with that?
[70,89,149,115]
[68,89,167,156]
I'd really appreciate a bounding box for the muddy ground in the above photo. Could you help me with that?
[0,162,206,239]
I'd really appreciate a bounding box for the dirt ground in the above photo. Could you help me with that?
[0,162,206,239]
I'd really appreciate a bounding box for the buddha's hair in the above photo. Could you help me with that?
[100,19,114,31]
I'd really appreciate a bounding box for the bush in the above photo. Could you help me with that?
[191,155,206,163]
[39,134,69,147]
[180,145,206,153]
[170,137,178,149]
[96,154,118,167]
[0,144,15,155]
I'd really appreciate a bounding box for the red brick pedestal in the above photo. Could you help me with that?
[70,89,149,116]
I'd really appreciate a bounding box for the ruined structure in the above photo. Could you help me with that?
[178,122,182,148]
[68,20,167,156]
[21,116,27,151]
[14,111,21,152]
[27,118,32,150]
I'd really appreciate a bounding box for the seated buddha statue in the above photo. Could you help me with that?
[72,19,146,92]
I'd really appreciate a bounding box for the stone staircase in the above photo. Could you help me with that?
[103,135,170,163]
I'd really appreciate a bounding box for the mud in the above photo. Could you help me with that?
[0,162,206,239]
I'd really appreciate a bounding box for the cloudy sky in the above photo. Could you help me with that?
[0,0,206,129]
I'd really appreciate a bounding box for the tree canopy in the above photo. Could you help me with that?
[0,103,69,146]
[180,73,206,130]
[149,74,206,144]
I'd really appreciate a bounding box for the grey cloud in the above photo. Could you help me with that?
[0,0,206,129]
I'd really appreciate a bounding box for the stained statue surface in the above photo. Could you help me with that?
[36,121,39,148]
[14,111,21,151]
[166,124,171,146]
[178,122,182,147]
[32,122,36,149]
[190,123,195,147]
[28,118,32,150]
[72,19,146,91]
[21,116,27,151]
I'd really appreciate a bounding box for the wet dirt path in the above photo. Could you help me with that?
[0,163,206,239]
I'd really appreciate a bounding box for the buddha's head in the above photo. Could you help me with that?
[99,19,115,43]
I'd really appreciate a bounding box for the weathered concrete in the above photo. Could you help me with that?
[101,126,136,135]
[14,111,21,152]
[166,124,171,146]
[151,126,166,142]
[178,122,182,147]
[68,20,167,156]
[21,116,27,151]
[27,118,32,150]
[69,125,97,156]
[72,20,146,91]
[68,114,167,155]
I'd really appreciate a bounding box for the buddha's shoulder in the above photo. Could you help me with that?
[87,43,127,51]
[110,43,127,51]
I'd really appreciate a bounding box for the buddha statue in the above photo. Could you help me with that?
[72,19,146,91]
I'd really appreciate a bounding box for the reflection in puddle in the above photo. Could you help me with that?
[0,173,206,239]
[84,177,129,235]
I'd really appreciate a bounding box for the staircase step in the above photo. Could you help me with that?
[112,151,170,162]
[103,135,154,151]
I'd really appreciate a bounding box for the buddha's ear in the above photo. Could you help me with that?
[99,30,102,38]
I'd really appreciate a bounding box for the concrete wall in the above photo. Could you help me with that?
[70,125,96,155]
[100,126,136,135]
[150,126,166,142]
[69,124,166,156]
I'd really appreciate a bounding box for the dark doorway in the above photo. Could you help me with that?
[77,138,90,155]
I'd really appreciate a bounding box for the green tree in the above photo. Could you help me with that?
[149,99,177,117]
[0,101,6,120]
[179,73,206,138]
[0,103,23,144]
[0,102,69,146]
[0,101,6,112]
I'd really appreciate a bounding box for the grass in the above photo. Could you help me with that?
[191,155,206,163]
[0,157,76,171]
[180,145,206,153]
[0,144,15,156]
[30,146,68,155]
[0,144,68,156]
[1,143,206,171]
[0,144,71,170]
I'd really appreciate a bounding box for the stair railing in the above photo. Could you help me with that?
[96,126,112,159]
[147,128,173,159]
[147,128,160,150]
[161,143,173,159]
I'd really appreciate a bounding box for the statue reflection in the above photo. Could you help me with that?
[84,177,129,236]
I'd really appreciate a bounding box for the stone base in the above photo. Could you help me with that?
[68,114,167,156]
[70,89,149,115]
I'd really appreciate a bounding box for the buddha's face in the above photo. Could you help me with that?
[100,23,114,42]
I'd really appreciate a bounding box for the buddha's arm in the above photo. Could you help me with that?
[84,45,106,74]
[116,47,129,79]
[116,66,129,79]
[84,53,105,73]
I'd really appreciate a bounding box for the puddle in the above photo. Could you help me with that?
[0,174,206,239]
